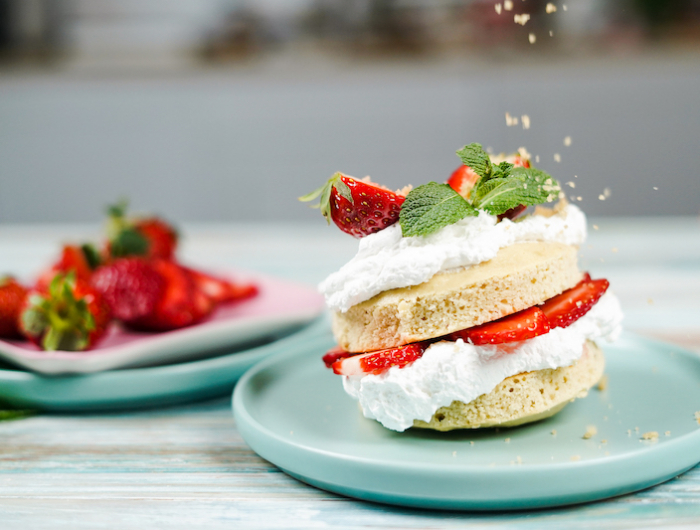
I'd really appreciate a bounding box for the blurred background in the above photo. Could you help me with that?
[0,0,699,223]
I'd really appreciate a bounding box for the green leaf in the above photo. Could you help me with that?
[110,227,149,258]
[456,143,492,180]
[400,182,478,238]
[298,172,344,224]
[491,161,514,180]
[472,167,561,216]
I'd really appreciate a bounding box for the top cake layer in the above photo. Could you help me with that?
[320,203,586,313]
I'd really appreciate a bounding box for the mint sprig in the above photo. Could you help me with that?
[472,167,561,216]
[399,182,477,237]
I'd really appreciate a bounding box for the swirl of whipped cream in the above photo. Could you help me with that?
[320,203,587,312]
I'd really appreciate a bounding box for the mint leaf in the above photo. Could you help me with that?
[400,182,478,237]
[492,161,514,180]
[472,167,561,216]
[456,143,492,180]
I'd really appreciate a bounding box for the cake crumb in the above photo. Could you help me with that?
[563,135,572,146]
[504,0,513,11]
[505,112,519,126]
[648,298,654,305]
[601,439,608,444]
[598,194,606,201]
[611,247,618,253]
[635,427,639,433]
[665,431,671,437]
[566,181,576,188]
[521,115,531,129]
[593,224,599,230]
[453,451,457,457]
[551,429,557,436]
[504,437,511,443]
[516,456,522,465]
[653,186,658,190]
[514,13,531,25]
[290,431,294,435]
[495,3,502,14]
[546,3,557,13]
[470,441,475,445]
[553,153,561,162]
[694,411,700,424]
[570,455,581,461]
[563,5,568,11]
[597,374,608,391]
[583,425,597,439]
[528,33,536,44]
[535,155,540,163]
[627,429,632,436]
[641,431,659,441]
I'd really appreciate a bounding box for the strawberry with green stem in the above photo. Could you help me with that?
[0,276,28,339]
[106,201,178,260]
[300,173,406,238]
[20,272,111,351]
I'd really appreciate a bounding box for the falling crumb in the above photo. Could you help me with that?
[611,247,618,253]
[647,298,654,305]
[597,374,608,391]
[504,0,513,11]
[601,439,608,444]
[641,431,659,441]
[546,3,557,13]
[627,429,632,436]
[653,186,658,191]
[635,427,639,432]
[694,411,700,424]
[521,115,531,129]
[514,13,531,25]
[535,155,540,163]
[570,455,581,461]
[583,425,597,439]
[551,429,557,436]
[470,441,475,445]
[563,4,568,11]
[566,181,576,188]
[495,3,502,14]
[290,431,294,435]
[577,196,582,202]
[553,153,561,162]
[505,112,519,126]
[528,33,536,44]
[665,431,671,437]
[453,451,457,457]
[516,456,523,465]
[604,187,611,198]
[549,30,554,37]
[504,437,511,443]
[593,224,599,230]
[598,194,606,201]
[564,136,572,146]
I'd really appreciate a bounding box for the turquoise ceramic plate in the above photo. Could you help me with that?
[234,331,700,510]
[0,316,328,412]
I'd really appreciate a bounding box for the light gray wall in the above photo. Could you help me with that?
[1,56,698,224]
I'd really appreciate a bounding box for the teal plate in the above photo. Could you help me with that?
[0,317,328,412]
[234,331,700,510]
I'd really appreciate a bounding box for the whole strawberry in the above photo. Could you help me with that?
[0,276,28,339]
[20,273,111,351]
[127,260,209,332]
[36,244,100,290]
[91,257,165,323]
[300,173,405,238]
[106,201,178,260]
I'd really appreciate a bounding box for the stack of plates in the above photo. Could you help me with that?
[0,272,325,411]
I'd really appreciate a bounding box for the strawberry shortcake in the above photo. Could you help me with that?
[301,143,622,432]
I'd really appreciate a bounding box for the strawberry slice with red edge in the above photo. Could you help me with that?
[322,345,353,369]
[447,165,481,199]
[448,306,551,346]
[540,274,609,329]
[300,173,405,238]
[332,342,427,376]
[183,267,258,305]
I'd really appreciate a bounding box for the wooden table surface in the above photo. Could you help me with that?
[1,218,699,529]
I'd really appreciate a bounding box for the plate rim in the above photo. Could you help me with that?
[233,331,700,510]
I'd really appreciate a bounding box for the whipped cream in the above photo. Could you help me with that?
[342,291,623,432]
[320,204,587,312]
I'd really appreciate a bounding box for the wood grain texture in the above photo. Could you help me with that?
[1,219,699,528]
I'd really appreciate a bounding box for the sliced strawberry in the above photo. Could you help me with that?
[447,165,481,199]
[183,267,258,305]
[300,173,405,238]
[498,204,527,221]
[91,258,164,323]
[20,273,111,351]
[332,342,427,376]
[540,275,609,329]
[322,345,353,369]
[0,276,28,339]
[448,307,551,346]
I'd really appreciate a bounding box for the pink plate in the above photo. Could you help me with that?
[0,271,325,375]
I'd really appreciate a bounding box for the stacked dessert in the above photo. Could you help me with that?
[301,143,622,432]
